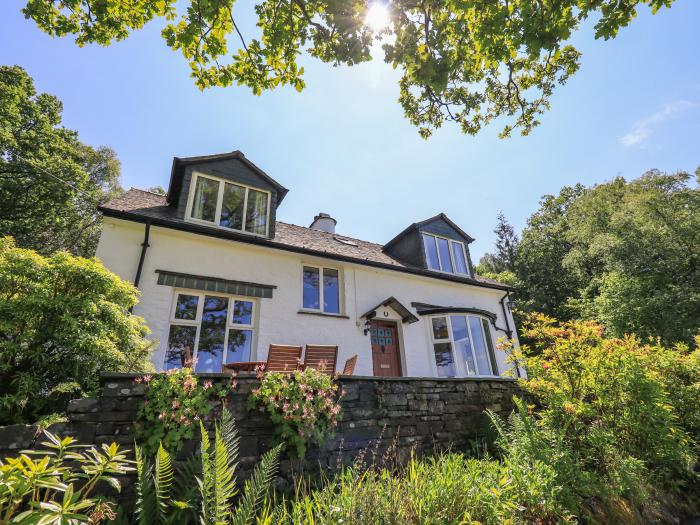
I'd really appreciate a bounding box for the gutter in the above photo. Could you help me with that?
[100,208,516,293]
[499,290,521,378]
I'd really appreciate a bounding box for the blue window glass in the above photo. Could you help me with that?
[452,241,468,275]
[195,296,228,373]
[174,294,198,320]
[303,266,320,309]
[165,325,197,370]
[469,316,493,375]
[225,329,252,363]
[220,182,245,230]
[433,343,456,377]
[323,268,340,313]
[232,300,253,325]
[423,234,440,270]
[437,237,453,273]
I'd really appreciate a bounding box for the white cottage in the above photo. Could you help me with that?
[96,151,520,378]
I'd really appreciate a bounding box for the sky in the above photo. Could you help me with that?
[1,1,699,261]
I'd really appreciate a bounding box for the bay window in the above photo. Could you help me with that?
[188,172,271,236]
[429,314,499,377]
[165,291,256,372]
[302,265,341,314]
[422,233,470,276]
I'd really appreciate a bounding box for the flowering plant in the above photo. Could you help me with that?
[248,365,343,458]
[135,362,230,454]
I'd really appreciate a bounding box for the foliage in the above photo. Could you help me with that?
[21,1,677,137]
[248,367,342,458]
[135,367,229,455]
[132,408,281,525]
[480,168,700,346]
[0,430,133,524]
[275,451,573,524]
[0,65,122,257]
[477,212,519,275]
[502,313,699,516]
[0,237,153,425]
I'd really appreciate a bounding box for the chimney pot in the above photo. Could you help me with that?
[310,212,337,233]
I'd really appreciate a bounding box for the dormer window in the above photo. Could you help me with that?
[422,233,470,276]
[188,172,270,236]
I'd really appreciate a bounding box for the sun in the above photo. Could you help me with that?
[365,2,391,33]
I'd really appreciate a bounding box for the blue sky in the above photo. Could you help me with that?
[2,1,699,261]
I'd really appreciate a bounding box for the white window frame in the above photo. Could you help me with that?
[300,264,344,315]
[185,171,272,237]
[165,290,257,370]
[427,313,499,377]
[422,233,470,276]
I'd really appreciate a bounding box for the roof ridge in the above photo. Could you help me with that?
[275,220,385,247]
[128,187,167,197]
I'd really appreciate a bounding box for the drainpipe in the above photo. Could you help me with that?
[499,291,521,378]
[133,222,151,289]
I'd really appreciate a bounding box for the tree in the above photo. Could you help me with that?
[0,65,123,257]
[0,237,153,424]
[478,212,519,274]
[21,0,676,138]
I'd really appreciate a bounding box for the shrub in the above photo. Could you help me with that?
[504,313,699,515]
[247,367,342,458]
[0,237,153,424]
[0,430,133,523]
[135,366,230,454]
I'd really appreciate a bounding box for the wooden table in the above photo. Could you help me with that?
[221,361,265,373]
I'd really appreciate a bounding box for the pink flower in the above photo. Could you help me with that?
[306,393,313,401]
[331,405,340,415]
[203,380,213,390]
[134,377,143,384]
[194,415,200,421]
[183,376,197,391]
[252,388,260,396]
[143,375,153,383]
[172,399,180,409]
[283,402,290,412]
[230,380,238,389]
[158,413,164,421]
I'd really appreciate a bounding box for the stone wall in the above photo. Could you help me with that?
[0,373,523,482]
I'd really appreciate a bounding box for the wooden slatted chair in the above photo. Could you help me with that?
[341,354,358,376]
[265,344,303,373]
[304,344,339,375]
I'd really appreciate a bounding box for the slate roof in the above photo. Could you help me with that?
[100,188,513,291]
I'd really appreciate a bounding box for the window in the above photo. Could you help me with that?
[422,233,470,276]
[302,265,341,314]
[428,314,498,377]
[165,291,256,372]
[187,172,271,236]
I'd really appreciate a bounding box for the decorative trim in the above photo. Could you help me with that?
[297,310,350,319]
[362,296,419,324]
[411,302,498,323]
[155,270,276,298]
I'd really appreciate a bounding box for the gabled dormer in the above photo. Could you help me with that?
[383,213,475,277]
[165,151,288,239]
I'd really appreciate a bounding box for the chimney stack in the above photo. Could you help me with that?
[310,212,337,234]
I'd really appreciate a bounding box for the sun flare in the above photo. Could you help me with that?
[365,2,391,32]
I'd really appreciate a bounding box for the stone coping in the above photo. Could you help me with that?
[99,371,519,383]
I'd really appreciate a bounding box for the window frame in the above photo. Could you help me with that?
[421,233,470,276]
[165,289,257,371]
[185,171,272,238]
[299,263,344,315]
[427,313,499,377]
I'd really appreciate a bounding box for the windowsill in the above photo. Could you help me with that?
[297,309,350,319]
[184,217,270,239]
[425,268,471,278]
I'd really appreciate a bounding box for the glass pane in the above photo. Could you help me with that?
[302,266,320,309]
[437,237,453,273]
[469,316,493,375]
[219,182,245,229]
[450,315,468,341]
[482,319,499,375]
[456,339,477,375]
[245,188,269,235]
[423,234,440,270]
[191,176,218,222]
[195,296,228,373]
[165,325,197,370]
[174,294,198,320]
[323,268,340,313]
[232,300,253,325]
[432,317,449,340]
[225,329,252,363]
[433,342,456,377]
[452,241,468,275]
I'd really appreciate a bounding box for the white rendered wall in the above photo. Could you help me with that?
[96,218,521,377]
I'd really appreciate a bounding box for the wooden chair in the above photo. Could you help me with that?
[304,345,338,375]
[265,344,303,373]
[341,354,358,376]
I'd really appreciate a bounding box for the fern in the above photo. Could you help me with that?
[154,443,174,523]
[231,445,281,525]
[134,445,156,525]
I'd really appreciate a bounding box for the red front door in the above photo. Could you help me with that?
[370,320,402,377]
